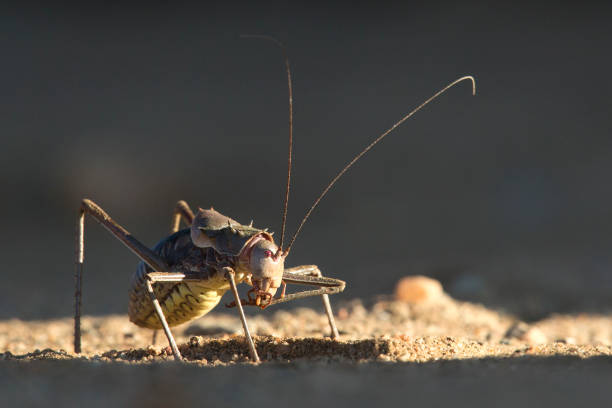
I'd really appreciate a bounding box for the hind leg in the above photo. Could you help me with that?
[75,199,174,356]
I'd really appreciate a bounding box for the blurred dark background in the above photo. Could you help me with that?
[2,2,611,321]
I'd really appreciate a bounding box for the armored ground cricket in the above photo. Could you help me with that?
[74,37,476,362]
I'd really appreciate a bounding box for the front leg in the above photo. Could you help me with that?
[224,267,260,363]
[281,265,345,339]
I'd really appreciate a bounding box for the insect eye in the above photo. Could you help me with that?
[263,250,272,258]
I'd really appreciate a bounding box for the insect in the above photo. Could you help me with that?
[73,36,476,363]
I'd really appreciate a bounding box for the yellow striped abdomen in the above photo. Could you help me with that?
[129,270,248,329]
[127,228,248,329]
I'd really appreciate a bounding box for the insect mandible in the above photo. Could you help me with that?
[73,36,476,363]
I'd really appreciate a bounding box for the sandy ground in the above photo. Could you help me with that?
[0,288,612,407]
[2,290,612,407]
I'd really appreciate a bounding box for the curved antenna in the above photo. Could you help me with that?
[241,35,293,252]
[284,75,477,255]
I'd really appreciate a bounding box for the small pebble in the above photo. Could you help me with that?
[522,328,547,345]
[395,276,444,304]
[505,322,547,345]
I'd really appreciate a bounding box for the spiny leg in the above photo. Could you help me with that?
[170,200,195,233]
[282,265,345,339]
[75,199,170,354]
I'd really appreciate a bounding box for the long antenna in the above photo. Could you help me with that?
[284,75,477,255]
[241,34,293,252]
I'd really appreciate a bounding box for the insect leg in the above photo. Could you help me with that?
[143,271,212,361]
[281,265,345,339]
[170,200,195,233]
[151,330,158,346]
[144,277,182,360]
[150,200,195,346]
[224,267,260,363]
[75,199,169,354]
